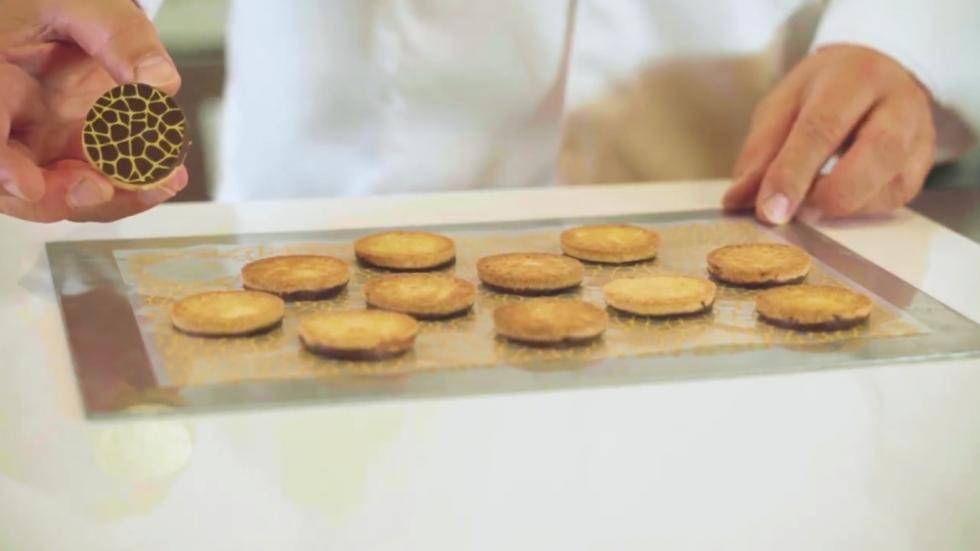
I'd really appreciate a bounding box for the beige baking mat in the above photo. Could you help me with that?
[114,219,923,388]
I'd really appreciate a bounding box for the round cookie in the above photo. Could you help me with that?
[364,274,476,319]
[603,275,716,317]
[354,231,455,270]
[493,299,608,345]
[477,253,584,294]
[755,284,872,331]
[706,243,810,287]
[299,310,420,360]
[560,224,661,264]
[171,291,284,337]
[83,83,189,191]
[241,255,349,301]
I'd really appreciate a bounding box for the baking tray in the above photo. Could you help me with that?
[46,210,980,417]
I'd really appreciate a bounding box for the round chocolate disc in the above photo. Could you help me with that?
[82,83,189,189]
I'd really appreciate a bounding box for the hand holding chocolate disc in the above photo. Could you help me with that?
[0,0,190,223]
[83,83,189,190]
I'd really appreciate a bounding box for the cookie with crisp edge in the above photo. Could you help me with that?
[171,290,284,337]
[755,284,872,331]
[82,83,189,191]
[477,253,584,295]
[493,299,608,345]
[354,231,455,270]
[364,274,476,319]
[706,243,810,287]
[603,275,717,317]
[299,310,420,360]
[560,224,662,264]
[241,255,350,301]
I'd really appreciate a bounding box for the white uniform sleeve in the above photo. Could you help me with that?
[812,0,980,159]
[135,0,166,19]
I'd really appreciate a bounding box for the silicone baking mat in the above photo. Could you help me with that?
[47,211,980,417]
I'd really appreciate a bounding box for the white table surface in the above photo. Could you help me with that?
[1,180,979,551]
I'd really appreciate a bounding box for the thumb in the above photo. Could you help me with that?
[45,0,181,94]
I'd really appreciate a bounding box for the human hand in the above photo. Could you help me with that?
[723,45,935,224]
[0,0,187,223]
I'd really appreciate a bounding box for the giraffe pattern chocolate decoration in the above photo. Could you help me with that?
[82,83,189,189]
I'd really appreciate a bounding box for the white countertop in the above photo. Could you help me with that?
[2,180,979,551]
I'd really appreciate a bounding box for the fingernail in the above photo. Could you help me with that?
[797,206,823,224]
[135,56,179,88]
[2,180,30,201]
[139,185,177,206]
[761,193,792,225]
[67,180,113,208]
[819,154,840,176]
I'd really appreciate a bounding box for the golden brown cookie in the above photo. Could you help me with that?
[755,284,872,331]
[364,274,476,319]
[477,253,584,294]
[354,231,455,270]
[603,276,717,317]
[83,83,189,191]
[493,299,608,345]
[299,310,420,360]
[706,243,810,287]
[241,255,349,301]
[171,291,284,337]
[560,224,661,264]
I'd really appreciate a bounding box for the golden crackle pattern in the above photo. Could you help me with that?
[113,220,923,388]
[83,83,188,186]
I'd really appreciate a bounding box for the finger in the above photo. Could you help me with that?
[43,159,117,209]
[0,63,46,137]
[723,81,804,211]
[43,0,181,94]
[69,165,188,222]
[0,163,72,223]
[1,43,60,76]
[853,125,935,216]
[0,162,187,223]
[0,145,46,202]
[808,96,922,218]
[0,195,66,223]
[0,159,111,221]
[753,75,877,224]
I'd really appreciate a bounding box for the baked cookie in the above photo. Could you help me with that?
[707,243,810,287]
[493,299,608,345]
[477,253,584,294]
[299,310,420,360]
[241,255,349,301]
[83,83,189,191]
[171,290,284,337]
[354,230,455,270]
[603,275,716,317]
[364,274,476,319]
[560,224,661,264]
[755,284,872,331]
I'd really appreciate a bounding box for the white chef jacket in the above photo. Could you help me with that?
[143,0,980,201]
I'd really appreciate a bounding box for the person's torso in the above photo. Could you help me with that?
[218,0,824,201]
